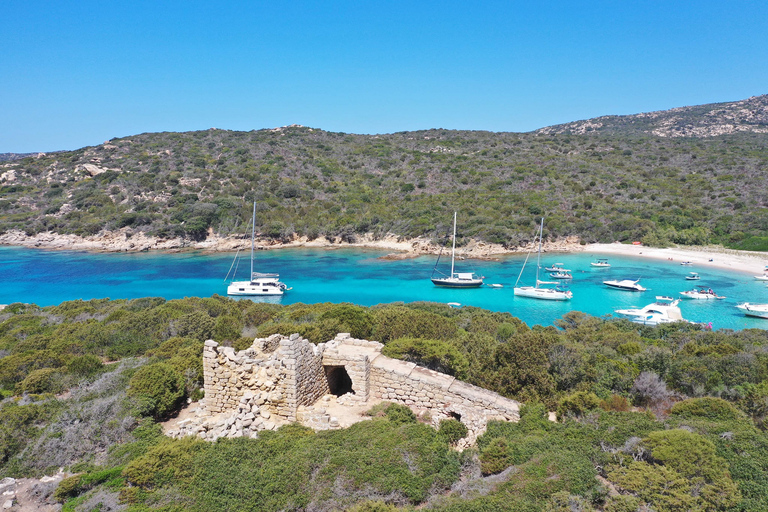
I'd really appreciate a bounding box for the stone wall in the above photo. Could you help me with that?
[198,333,520,446]
[202,333,328,422]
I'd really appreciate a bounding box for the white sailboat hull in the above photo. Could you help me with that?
[514,286,572,301]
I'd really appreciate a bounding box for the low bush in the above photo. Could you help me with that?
[557,391,600,420]
[438,418,468,445]
[127,362,185,420]
[669,397,744,422]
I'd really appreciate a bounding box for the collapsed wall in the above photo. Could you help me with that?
[195,333,520,446]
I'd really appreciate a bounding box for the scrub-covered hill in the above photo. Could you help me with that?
[1,96,767,250]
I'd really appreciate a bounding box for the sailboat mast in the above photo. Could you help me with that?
[250,202,256,279]
[451,211,457,277]
[535,218,543,288]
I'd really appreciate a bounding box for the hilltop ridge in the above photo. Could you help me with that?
[1,95,767,251]
[536,95,768,137]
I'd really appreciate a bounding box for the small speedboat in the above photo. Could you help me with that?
[487,283,504,288]
[679,286,725,300]
[604,279,646,292]
[736,303,768,319]
[544,263,570,272]
[549,271,573,280]
[755,273,768,281]
[680,261,693,266]
[616,296,689,326]
[685,272,700,280]
[591,259,610,268]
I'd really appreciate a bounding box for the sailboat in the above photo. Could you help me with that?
[431,212,484,288]
[514,218,572,301]
[226,202,291,296]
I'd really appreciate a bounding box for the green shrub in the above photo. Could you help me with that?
[669,397,743,422]
[213,314,242,342]
[480,437,512,475]
[382,337,468,378]
[384,403,417,425]
[127,362,185,419]
[372,306,458,342]
[14,367,64,395]
[318,304,374,339]
[438,418,468,445]
[557,391,601,420]
[54,475,83,502]
[66,354,103,377]
[54,467,124,503]
[123,437,204,488]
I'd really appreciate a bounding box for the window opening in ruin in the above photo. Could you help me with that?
[449,411,462,422]
[324,366,354,396]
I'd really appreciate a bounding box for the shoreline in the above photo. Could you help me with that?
[1,229,766,276]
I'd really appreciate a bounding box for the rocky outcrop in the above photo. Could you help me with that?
[536,94,768,138]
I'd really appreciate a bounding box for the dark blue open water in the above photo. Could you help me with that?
[1,246,767,330]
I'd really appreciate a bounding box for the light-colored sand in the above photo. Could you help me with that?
[584,243,768,276]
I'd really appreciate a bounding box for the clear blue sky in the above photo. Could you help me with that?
[1,1,766,152]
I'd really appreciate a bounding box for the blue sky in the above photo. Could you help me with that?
[1,1,766,152]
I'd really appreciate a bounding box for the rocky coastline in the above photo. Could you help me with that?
[0,228,584,259]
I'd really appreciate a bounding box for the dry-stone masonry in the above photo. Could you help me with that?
[170,333,520,447]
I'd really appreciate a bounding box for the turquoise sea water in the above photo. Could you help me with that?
[1,246,767,330]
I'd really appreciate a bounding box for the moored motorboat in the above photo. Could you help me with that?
[604,279,646,292]
[755,273,768,281]
[679,286,725,300]
[549,271,573,279]
[680,261,693,266]
[736,303,768,319]
[544,263,570,272]
[685,272,700,280]
[591,259,610,268]
[615,296,689,326]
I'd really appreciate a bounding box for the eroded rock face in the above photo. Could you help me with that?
[172,333,520,448]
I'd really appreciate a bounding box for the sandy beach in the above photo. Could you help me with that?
[584,243,768,277]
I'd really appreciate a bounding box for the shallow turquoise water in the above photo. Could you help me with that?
[1,246,767,330]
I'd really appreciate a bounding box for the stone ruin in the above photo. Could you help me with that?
[168,333,520,448]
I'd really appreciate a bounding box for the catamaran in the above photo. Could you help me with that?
[431,212,484,288]
[514,218,572,301]
[226,202,291,296]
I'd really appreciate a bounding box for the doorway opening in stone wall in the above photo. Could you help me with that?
[324,366,354,396]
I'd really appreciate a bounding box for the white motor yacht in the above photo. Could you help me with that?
[679,286,725,300]
[604,279,647,292]
[736,303,768,319]
[616,296,688,326]
[591,259,610,267]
